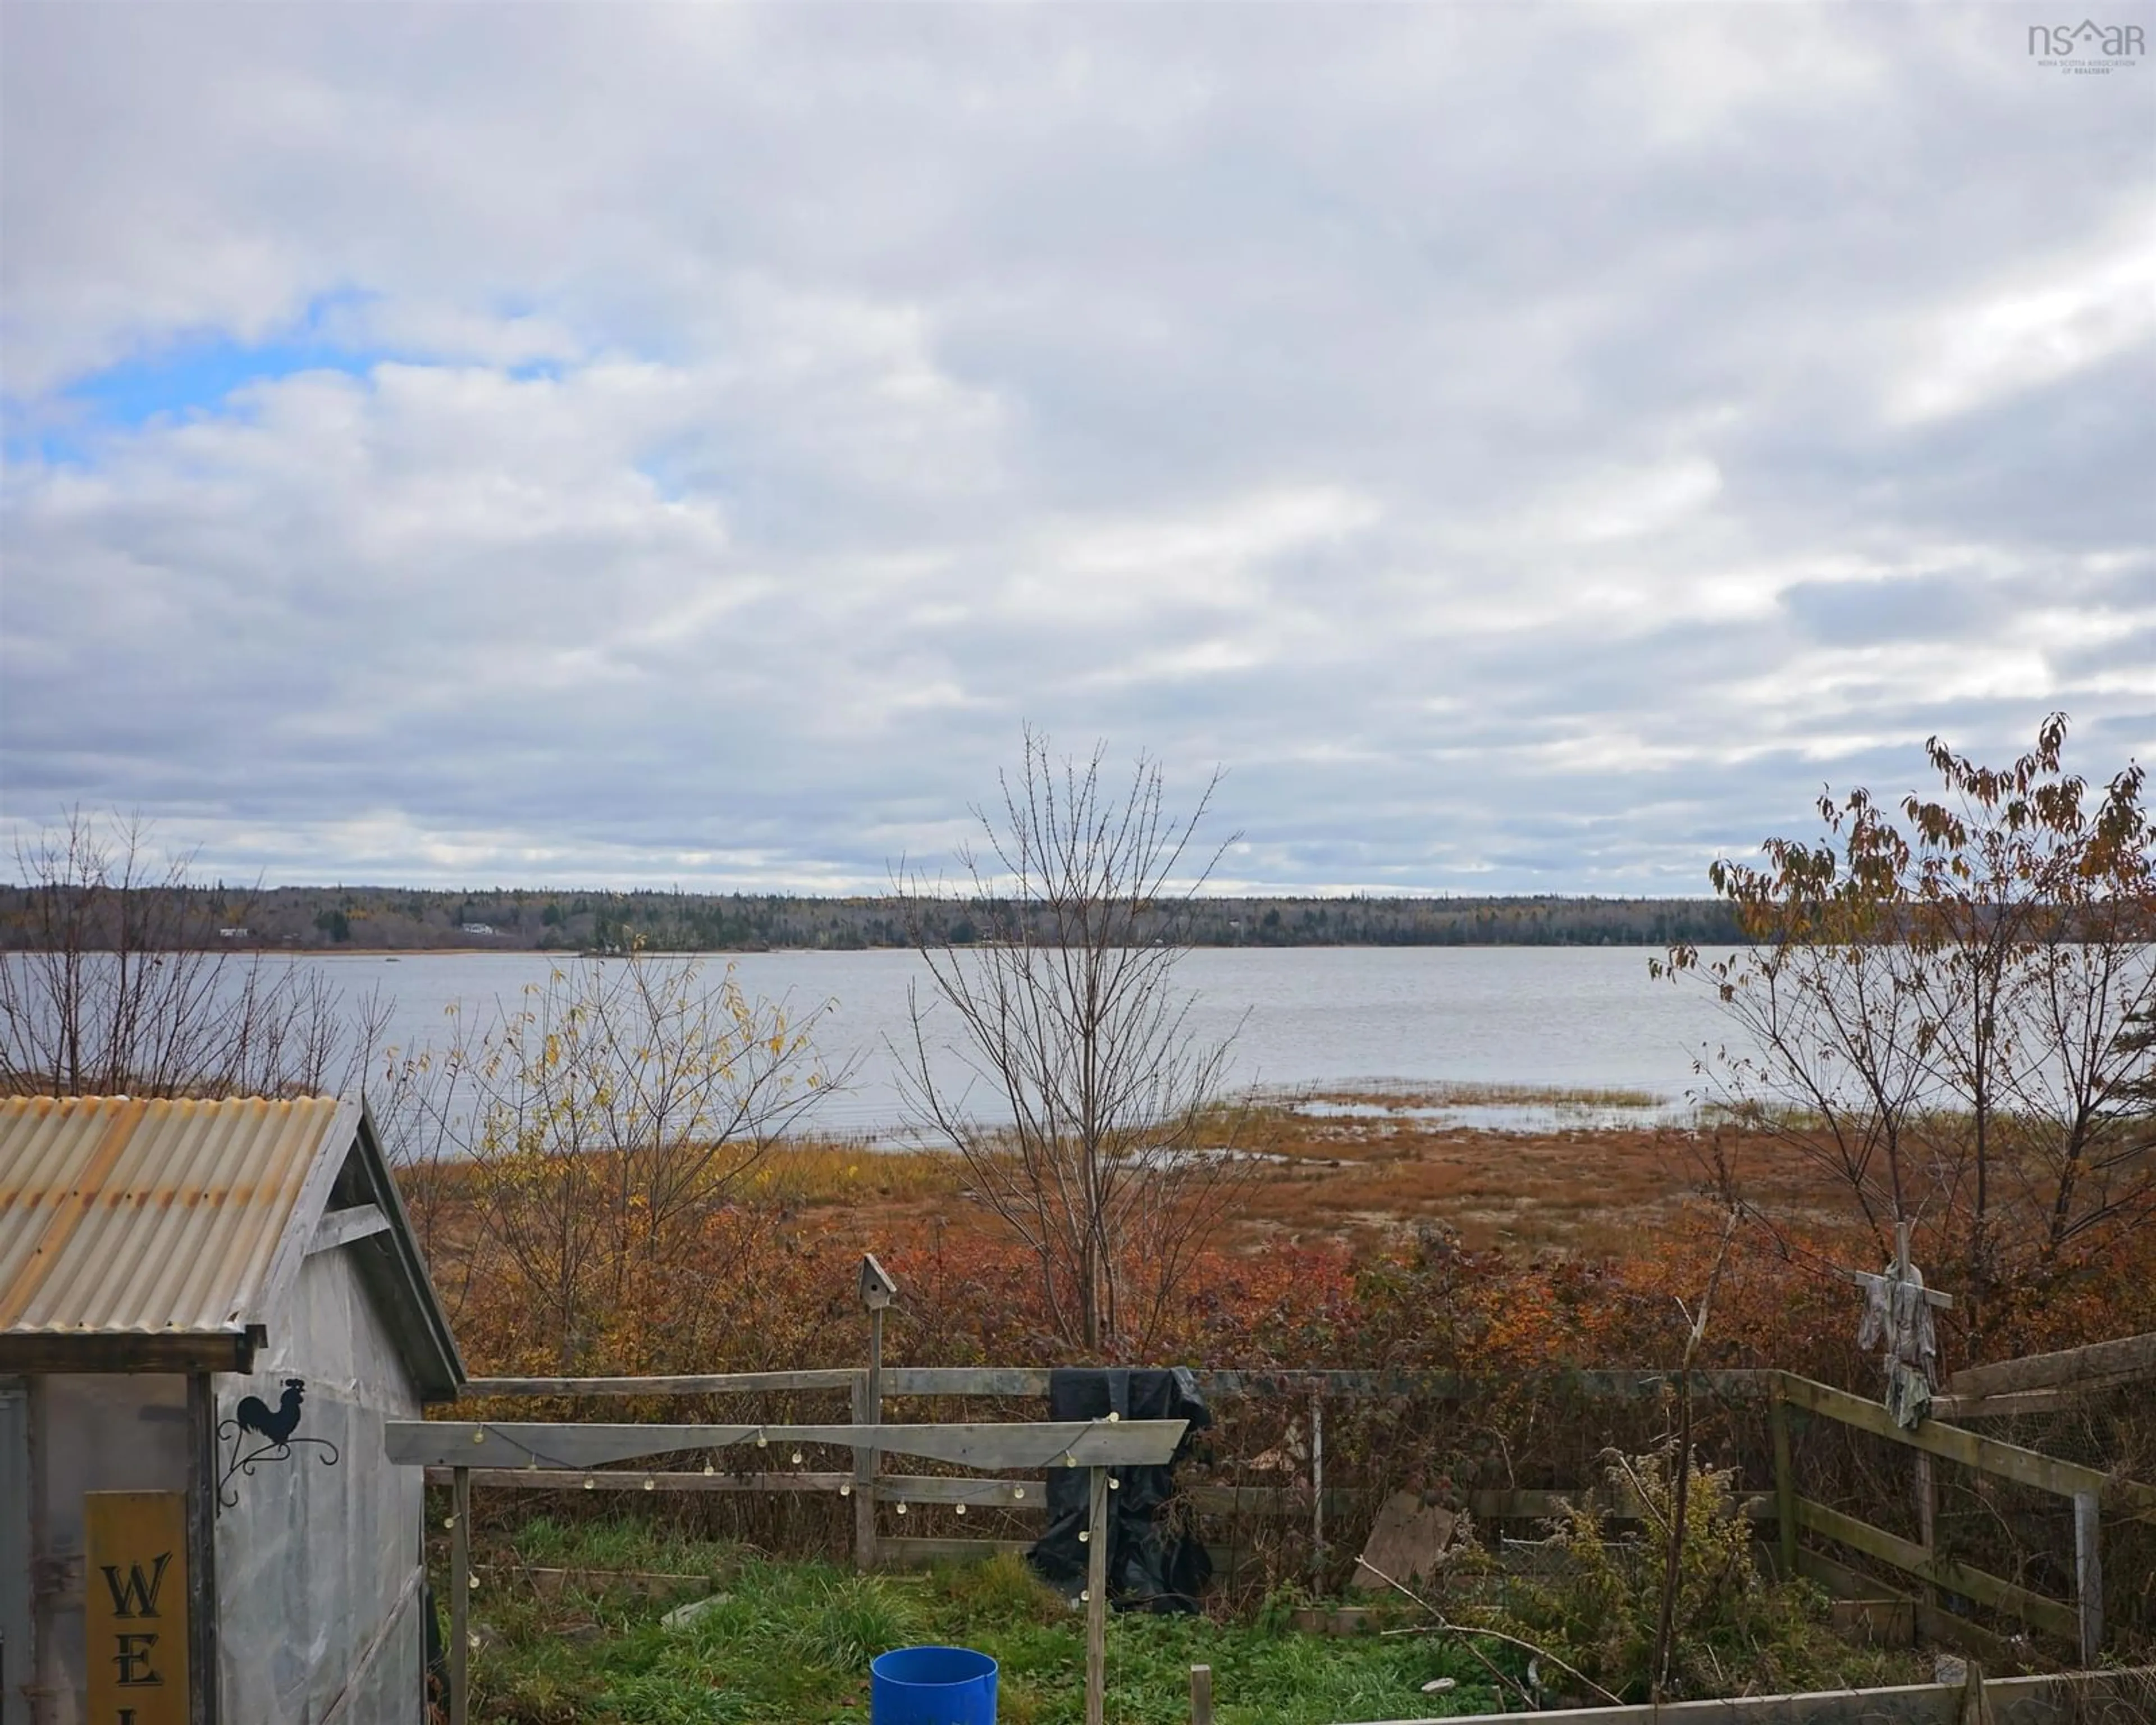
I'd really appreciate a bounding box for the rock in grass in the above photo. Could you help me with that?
[662,1592,729,1632]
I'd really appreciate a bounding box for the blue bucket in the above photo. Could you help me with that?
[869,1645,998,1725]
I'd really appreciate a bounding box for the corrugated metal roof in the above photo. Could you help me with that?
[0,1096,347,1335]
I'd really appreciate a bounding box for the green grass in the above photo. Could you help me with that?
[453,1518,1509,1724]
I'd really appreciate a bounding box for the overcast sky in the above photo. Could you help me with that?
[3,4,2152,895]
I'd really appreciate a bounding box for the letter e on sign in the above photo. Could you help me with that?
[85,1491,190,1725]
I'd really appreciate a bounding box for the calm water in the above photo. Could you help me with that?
[287,946,1736,1139]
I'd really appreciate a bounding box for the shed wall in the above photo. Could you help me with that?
[216,1248,425,1725]
[25,1373,191,1725]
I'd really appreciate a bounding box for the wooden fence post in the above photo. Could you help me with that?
[1190,1662,1214,1725]
[1770,1378,1797,1581]
[1086,1465,1109,1725]
[451,1466,471,1725]
[2073,1491,2102,1665]
[1309,1390,1324,1577]
[855,1255,894,1572]
[1915,1452,1938,1612]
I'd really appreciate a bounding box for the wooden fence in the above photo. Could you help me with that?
[432,1359,2149,1671]
[389,1410,1190,1725]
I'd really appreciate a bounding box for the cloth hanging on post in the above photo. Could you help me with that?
[1856,1252,1938,1429]
[1028,1367,1212,1613]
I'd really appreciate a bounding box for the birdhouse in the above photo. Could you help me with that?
[0,1097,464,1725]
[858,1253,898,1312]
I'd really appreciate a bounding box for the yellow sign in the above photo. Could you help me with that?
[84,1491,190,1725]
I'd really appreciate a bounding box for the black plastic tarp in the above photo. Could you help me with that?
[1026,1367,1212,1613]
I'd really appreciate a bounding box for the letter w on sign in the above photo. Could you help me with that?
[85,1492,191,1725]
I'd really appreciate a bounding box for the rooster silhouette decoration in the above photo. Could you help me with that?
[219,1377,340,1505]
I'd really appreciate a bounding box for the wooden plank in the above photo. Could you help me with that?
[1933,1379,2146,1420]
[1337,1669,2156,1725]
[1776,1375,2156,1513]
[456,1369,859,1398]
[424,1466,855,1493]
[0,1331,254,1374]
[1189,1367,1770,1400]
[1771,1384,1797,1581]
[1191,1664,1214,1725]
[852,1370,878,1571]
[445,1363,1779,1403]
[1085,1466,1108,1725]
[858,1308,884,1571]
[450,1468,471,1725]
[1915,1452,1938,1609]
[881,1475,1042,1507]
[387,1418,1189,1472]
[1793,1498,2078,1641]
[185,1373,218,1725]
[1797,1550,2019,1668]
[84,1490,191,1725]
[307,1202,391,1256]
[1948,1331,2156,1400]
[2073,1490,2102,1665]
[885,1367,1053,1397]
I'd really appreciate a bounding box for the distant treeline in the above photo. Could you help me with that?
[0,883,1746,952]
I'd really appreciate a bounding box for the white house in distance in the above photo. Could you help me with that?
[0,1096,464,1725]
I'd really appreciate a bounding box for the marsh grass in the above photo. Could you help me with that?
[449,1518,1509,1724]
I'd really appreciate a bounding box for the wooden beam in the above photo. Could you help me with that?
[1330,1669,2156,1725]
[1947,1331,2156,1400]
[1793,1498,2078,1642]
[1793,1549,2017,1668]
[1085,1466,1109,1725]
[455,1370,858,1398]
[450,1467,471,1725]
[2073,1490,2102,1666]
[1776,1375,2156,1513]
[424,1466,853,1493]
[1931,1385,2128,1420]
[445,1363,1783,1404]
[852,1364,878,1571]
[0,1331,254,1374]
[306,1203,391,1257]
[387,1418,1189,1472]
[880,1475,1039,1507]
[886,1367,1053,1397]
[1771,1384,1797,1581]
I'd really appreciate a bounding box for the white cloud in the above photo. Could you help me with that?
[3,4,2152,892]
[1889,221,2156,423]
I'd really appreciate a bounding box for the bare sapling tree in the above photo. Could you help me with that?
[896,729,1253,1354]
[373,952,835,1369]
[1659,717,2154,1341]
[0,808,382,1098]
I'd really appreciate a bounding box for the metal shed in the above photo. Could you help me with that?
[1,1096,463,1725]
